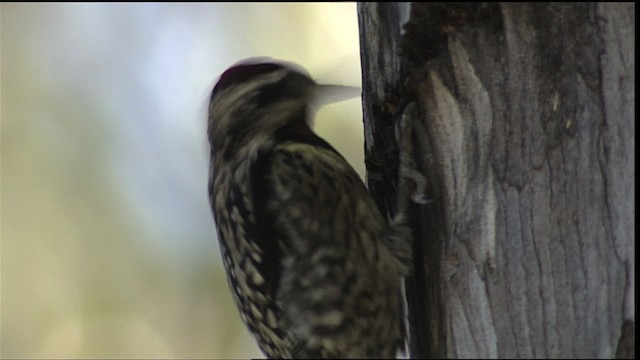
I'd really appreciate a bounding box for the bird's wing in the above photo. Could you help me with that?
[251,139,402,358]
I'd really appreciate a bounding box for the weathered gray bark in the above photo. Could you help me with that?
[358,3,634,359]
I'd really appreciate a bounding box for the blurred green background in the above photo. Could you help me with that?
[1,3,363,358]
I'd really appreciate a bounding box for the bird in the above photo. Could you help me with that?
[207,58,410,358]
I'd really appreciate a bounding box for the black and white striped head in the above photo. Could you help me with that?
[208,58,359,161]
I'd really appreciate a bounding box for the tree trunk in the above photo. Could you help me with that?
[358,3,634,358]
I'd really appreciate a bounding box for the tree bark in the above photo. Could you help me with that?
[358,3,634,358]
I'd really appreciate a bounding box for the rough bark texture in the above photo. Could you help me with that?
[358,3,634,359]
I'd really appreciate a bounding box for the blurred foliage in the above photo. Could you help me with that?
[1,3,362,358]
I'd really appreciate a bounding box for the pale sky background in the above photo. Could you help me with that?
[1,3,363,358]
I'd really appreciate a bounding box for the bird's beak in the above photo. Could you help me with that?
[310,84,361,108]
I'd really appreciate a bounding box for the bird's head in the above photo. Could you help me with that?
[208,58,359,161]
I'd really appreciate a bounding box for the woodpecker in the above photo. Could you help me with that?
[208,58,410,358]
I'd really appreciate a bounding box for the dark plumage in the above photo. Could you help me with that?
[208,59,409,358]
